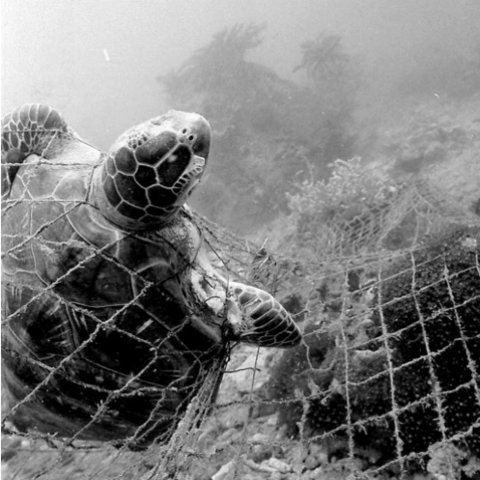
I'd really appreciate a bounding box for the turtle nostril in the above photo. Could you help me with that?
[180,128,196,144]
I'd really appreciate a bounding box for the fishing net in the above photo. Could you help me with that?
[2,127,480,480]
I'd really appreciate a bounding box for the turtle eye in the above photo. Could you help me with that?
[191,136,209,159]
[156,144,192,187]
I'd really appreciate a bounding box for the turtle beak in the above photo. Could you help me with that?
[184,154,207,193]
[191,154,206,170]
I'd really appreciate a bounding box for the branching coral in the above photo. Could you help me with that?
[287,157,399,256]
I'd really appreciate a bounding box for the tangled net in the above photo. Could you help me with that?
[2,127,480,479]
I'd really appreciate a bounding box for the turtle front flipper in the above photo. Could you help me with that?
[225,282,302,348]
[1,104,74,199]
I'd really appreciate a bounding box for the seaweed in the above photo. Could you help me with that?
[157,25,362,233]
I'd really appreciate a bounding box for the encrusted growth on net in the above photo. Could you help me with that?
[264,187,480,477]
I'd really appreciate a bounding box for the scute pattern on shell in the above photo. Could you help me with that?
[95,112,210,230]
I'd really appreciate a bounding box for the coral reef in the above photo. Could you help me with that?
[380,225,480,457]
[267,225,480,473]
[158,24,360,233]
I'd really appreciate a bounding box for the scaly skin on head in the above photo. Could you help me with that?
[91,110,211,231]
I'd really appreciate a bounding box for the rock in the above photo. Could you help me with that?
[226,347,277,394]
[212,460,235,480]
[265,456,291,473]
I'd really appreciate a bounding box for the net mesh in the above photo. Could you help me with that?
[1,130,480,480]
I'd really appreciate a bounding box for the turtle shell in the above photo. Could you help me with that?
[1,105,302,449]
[1,110,225,448]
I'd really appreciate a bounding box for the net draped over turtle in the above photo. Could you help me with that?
[1,104,302,449]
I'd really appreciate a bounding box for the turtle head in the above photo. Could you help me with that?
[93,110,211,230]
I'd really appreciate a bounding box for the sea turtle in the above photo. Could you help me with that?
[1,104,302,448]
